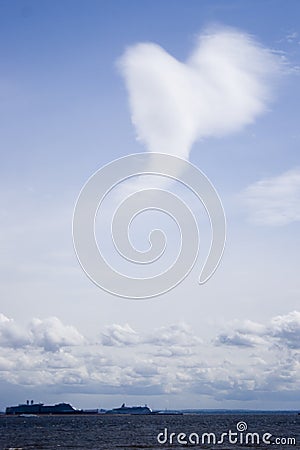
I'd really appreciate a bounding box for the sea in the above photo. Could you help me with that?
[0,412,299,449]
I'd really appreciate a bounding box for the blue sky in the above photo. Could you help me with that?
[0,0,300,411]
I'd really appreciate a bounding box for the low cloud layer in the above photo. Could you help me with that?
[0,312,299,409]
[120,27,281,159]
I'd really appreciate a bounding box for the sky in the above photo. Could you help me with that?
[0,0,300,411]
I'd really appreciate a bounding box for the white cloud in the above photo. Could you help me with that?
[1,314,299,408]
[146,323,201,347]
[0,313,30,348]
[216,311,300,350]
[215,319,267,347]
[119,26,281,160]
[216,332,265,348]
[100,322,201,354]
[241,168,300,225]
[0,314,84,352]
[270,310,300,349]
[29,317,85,352]
[101,323,139,347]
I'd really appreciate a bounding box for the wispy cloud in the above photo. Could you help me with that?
[241,168,300,225]
[119,26,281,160]
[285,31,298,43]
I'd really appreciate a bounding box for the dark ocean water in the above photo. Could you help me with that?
[0,413,299,450]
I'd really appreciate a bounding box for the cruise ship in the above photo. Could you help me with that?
[105,403,152,414]
[5,400,97,415]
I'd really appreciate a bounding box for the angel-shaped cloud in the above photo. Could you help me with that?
[119,27,281,159]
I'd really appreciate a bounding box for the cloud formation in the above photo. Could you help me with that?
[216,311,300,350]
[0,313,30,348]
[270,310,300,349]
[120,27,281,159]
[241,168,300,225]
[29,317,85,352]
[0,314,84,352]
[0,313,299,408]
[101,323,139,347]
[146,323,201,348]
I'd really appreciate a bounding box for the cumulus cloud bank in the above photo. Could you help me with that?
[0,313,300,406]
[120,27,281,159]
